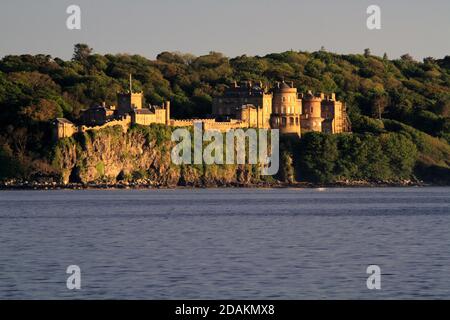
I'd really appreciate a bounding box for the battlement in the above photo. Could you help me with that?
[55,78,350,141]
[80,116,132,133]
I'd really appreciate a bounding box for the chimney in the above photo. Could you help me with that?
[165,101,171,125]
[129,73,133,93]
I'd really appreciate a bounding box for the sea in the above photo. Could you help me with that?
[0,187,449,299]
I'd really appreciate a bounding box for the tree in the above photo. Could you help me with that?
[21,99,63,122]
[298,133,339,183]
[380,133,417,179]
[400,54,414,62]
[370,91,389,120]
[73,44,93,63]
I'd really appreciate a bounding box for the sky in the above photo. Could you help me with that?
[0,0,449,61]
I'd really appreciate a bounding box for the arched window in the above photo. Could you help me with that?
[282,117,286,126]
[290,117,295,125]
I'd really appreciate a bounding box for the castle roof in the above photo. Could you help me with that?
[274,81,296,93]
[222,80,268,97]
[133,108,154,115]
[85,104,114,112]
[280,82,291,90]
[240,104,257,110]
[55,118,74,125]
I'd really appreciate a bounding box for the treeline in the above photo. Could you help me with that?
[0,44,449,183]
[279,117,450,184]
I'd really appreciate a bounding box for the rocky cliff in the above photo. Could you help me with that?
[52,124,278,187]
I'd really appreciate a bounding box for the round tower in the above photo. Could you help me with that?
[302,91,323,132]
[270,82,301,136]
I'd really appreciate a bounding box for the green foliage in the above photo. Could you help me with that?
[129,123,172,147]
[0,44,449,183]
[0,144,21,179]
[297,132,418,183]
[95,161,105,177]
[298,133,339,183]
[351,114,385,134]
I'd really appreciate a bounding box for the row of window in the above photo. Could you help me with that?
[274,106,300,114]
[273,117,300,126]
[219,107,271,114]
[281,96,296,102]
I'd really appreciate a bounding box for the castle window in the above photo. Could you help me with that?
[282,117,286,126]
[290,117,294,125]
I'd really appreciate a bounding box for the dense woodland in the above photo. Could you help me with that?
[0,44,449,184]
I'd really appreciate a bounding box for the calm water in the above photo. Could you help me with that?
[0,187,449,299]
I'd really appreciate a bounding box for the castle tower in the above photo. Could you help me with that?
[117,74,143,116]
[321,93,344,134]
[270,81,301,136]
[301,91,324,132]
[211,81,272,128]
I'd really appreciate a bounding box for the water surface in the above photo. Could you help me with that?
[0,187,449,299]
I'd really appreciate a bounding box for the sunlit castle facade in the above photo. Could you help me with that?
[212,81,351,136]
[270,82,302,135]
[54,78,350,140]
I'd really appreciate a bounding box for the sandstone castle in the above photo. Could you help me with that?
[212,80,350,135]
[54,77,351,139]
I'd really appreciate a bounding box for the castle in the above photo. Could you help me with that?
[212,81,350,135]
[54,78,350,140]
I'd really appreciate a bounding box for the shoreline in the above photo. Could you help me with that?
[0,180,440,191]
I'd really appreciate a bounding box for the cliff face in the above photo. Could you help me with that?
[52,125,272,186]
[50,122,439,187]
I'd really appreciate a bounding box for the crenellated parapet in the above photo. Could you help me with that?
[55,77,351,140]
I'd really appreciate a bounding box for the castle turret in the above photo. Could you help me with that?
[270,81,301,136]
[301,91,324,132]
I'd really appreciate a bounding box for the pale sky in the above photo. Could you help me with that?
[1,0,449,60]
